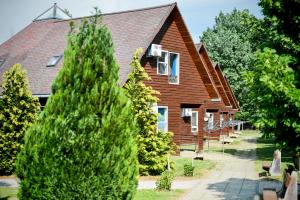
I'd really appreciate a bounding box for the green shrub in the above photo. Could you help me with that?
[184,163,195,176]
[16,12,138,199]
[125,49,176,176]
[156,171,174,191]
[0,64,40,175]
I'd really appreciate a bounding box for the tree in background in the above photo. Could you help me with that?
[16,12,138,199]
[125,49,175,176]
[245,0,300,159]
[259,0,300,59]
[0,64,40,175]
[245,48,300,157]
[200,9,262,120]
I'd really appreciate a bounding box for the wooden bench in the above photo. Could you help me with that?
[229,133,239,138]
[263,190,277,200]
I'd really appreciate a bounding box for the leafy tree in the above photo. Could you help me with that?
[245,48,300,156]
[16,13,138,199]
[124,49,175,176]
[259,0,300,47]
[0,64,40,175]
[245,0,300,157]
[200,9,261,120]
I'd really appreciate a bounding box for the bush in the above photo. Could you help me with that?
[125,49,175,175]
[16,12,138,199]
[184,163,195,176]
[0,64,40,175]
[156,171,174,191]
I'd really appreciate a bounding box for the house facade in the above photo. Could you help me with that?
[196,43,240,139]
[0,3,238,151]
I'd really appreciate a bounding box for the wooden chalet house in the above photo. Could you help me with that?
[0,3,238,151]
[196,43,240,140]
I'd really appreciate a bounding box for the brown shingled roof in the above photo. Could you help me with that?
[0,3,175,95]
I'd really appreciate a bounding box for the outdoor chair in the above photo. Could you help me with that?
[263,166,298,200]
[262,149,281,176]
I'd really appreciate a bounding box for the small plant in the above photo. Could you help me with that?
[184,163,195,176]
[156,171,174,191]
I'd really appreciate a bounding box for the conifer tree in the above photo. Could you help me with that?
[125,49,174,176]
[16,13,138,199]
[0,64,40,175]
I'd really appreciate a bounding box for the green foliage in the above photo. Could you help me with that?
[183,163,194,176]
[259,0,300,50]
[245,48,300,155]
[0,64,40,175]
[200,9,262,120]
[16,12,138,199]
[244,0,300,156]
[155,171,174,191]
[125,49,175,176]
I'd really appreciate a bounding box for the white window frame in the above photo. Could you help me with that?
[191,111,198,133]
[47,55,62,67]
[157,50,168,75]
[220,113,224,127]
[168,52,180,84]
[206,112,214,130]
[157,106,168,132]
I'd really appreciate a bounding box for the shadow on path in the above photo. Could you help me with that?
[206,178,258,200]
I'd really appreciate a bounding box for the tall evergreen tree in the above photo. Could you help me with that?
[125,49,174,176]
[16,13,138,199]
[0,64,40,175]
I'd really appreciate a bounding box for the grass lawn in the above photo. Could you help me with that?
[255,133,300,182]
[171,156,216,178]
[0,187,184,200]
[180,131,261,156]
[0,187,18,200]
[139,156,216,181]
[201,130,259,155]
[134,189,185,200]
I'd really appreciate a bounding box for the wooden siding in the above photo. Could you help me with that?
[141,10,210,149]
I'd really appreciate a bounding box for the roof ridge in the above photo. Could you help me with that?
[54,2,177,23]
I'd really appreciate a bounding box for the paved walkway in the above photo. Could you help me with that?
[179,137,260,200]
[139,135,282,200]
[0,177,18,187]
[1,134,283,200]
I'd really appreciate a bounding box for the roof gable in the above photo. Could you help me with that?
[167,9,219,100]
[0,3,175,95]
[197,43,231,107]
[215,64,239,110]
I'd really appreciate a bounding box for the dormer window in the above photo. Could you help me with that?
[169,52,179,84]
[157,51,180,84]
[157,51,168,75]
[47,55,62,67]
[0,58,5,68]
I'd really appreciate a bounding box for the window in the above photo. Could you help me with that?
[220,114,224,127]
[0,58,5,68]
[157,106,168,132]
[191,111,198,132]
[157,51,180,84]
[206,112,214,130]
[47,55,62,67]
[169,52,179,84]
[157,51,168,75]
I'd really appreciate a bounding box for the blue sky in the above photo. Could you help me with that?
[0,0,263,44]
